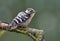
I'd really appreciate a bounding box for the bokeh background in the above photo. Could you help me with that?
[0,0,60,41]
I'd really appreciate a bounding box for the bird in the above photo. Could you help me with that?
[7,8,36,30]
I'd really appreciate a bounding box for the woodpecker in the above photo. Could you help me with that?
[7,8,35,30]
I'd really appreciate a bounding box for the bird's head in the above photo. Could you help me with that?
[25,8,35,14]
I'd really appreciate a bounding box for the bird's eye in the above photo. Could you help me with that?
[30,10,33,12]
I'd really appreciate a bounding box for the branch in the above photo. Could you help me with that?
[0,22,45,41]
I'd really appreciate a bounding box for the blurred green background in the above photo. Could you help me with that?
[0,0,60,41]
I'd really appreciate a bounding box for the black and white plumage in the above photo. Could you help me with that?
[8,8,35,30]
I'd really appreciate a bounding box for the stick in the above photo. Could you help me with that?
[0,22,45,41]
